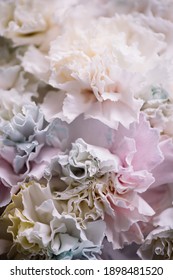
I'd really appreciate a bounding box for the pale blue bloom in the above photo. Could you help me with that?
[0,103,68,176]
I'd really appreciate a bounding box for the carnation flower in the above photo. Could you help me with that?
[0,0,61,49]
[45,113,163,249]
[138,208,173,259]
[20,0,119,83]
[40,13,167,128]
[0,103,67,177]
[0,181,105,259]
[0,103,68,207]
[52,171,155,249]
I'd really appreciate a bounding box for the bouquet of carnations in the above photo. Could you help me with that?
[0,0,173,260]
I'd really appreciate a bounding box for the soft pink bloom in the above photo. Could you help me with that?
[48,113,163,249]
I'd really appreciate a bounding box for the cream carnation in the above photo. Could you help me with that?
[1,181,105,259]
[19,0,119,83]
[0,0,61,50]
[40,14,166,128]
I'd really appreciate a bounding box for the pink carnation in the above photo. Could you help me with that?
[49,113,163,249]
